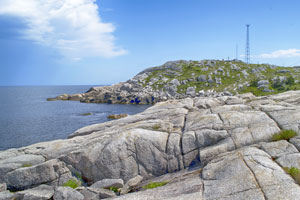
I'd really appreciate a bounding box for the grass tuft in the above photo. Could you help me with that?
[142,181,168,189]
[63,179,79,189]
[272,130,297,141]
[283,167,300,185]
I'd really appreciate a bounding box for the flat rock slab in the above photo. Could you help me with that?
[91,178,124,189]
[0,190,15,200]
[202,147,300,200]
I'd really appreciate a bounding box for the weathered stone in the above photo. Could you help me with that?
[169,79,180,86]
[5,159,70,190]
[0,154,45,167]
[113,171,203,200]
[183,149,199,168]
[276,153,300,169]
[97,188,117,199]
[202,147,300,200]
[54,186,84,200]
[166,133,184,173]
[90,178,124,189]
[260,140,298,159]
[195,129,228,148]
[186,87,196,96]
[0,183,6,192]
[77,187,99,200]
[184,113,223,132]
[199,137,235,165]
[194,97,222,109]
[120,175,143,195]
[0,191,16,200]
[257,80,269,88]
[16,185,54,200]
[197,75,206,82]
[182,131,197,154]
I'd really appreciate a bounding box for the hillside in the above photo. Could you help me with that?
[49,59,300,104]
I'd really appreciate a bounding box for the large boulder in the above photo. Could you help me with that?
[4,159,72,191]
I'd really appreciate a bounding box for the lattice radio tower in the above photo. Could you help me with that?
[245,24,250,64]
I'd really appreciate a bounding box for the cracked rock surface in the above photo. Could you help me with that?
[2,90,300,199]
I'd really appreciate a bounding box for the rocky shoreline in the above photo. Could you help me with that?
[2,90,300,199]
[47,59,300,105]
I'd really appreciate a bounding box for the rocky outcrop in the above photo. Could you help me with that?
[48,60,300,105]
[3,90,300,199]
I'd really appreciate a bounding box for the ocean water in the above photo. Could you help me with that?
[0,86,150,151]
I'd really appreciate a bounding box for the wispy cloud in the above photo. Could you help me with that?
[256,49,300,58]
[0,0,127,60]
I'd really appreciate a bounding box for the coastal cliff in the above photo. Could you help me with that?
[49,59,300,104]
[2,90,300,199]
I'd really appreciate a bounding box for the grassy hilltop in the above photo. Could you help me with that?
[138,59,300,96]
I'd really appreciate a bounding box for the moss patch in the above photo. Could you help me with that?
[142,181,168,189]
[152,125,161,131]
[21,164,32,168]
[272,130,297,141]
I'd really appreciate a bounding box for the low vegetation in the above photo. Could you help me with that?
[142,181,168,189]
[271,130,297,141]
[108,186,119,193]
[283,167,300,185]
[152,124,161,131]
[81,112,92,116]
[142,60,300,96]
[63,179,80,189]
[21,164,32,168]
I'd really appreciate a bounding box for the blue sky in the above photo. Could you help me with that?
[0,0,300,85]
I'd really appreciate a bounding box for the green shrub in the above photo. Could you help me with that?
[250,79,259,87]
[283,167,300,185]
[142,181,168,189]
[272,130,297,141]
[286,76,295,85]
[63,179,79,189]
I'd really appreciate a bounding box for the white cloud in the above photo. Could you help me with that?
[256,49,300,58]
[0,0,127,59]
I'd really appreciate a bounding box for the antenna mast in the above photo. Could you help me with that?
[245,24,250,64]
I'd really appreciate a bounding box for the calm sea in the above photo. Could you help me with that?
[0,86,150,151]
